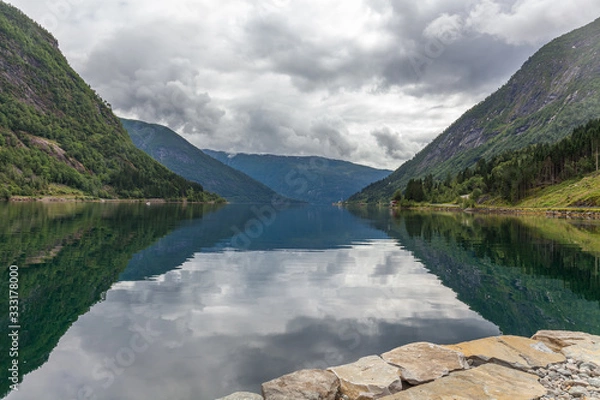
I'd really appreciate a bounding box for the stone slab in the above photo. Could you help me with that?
[216,392,264,400]
[328,355,403,400]
[378,363,546,400]
[381,342,468,385]
[445,335,565,371]
[532,330,600,352]
[561,341,600,365]
[261,369,339,400]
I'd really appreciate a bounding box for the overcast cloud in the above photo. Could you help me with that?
[7,0,600,169]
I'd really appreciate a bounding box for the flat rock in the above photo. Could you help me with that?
[261,369,339,400]
[216,392,264,400]
[328,355,403,400]
[532,330,600,352]
[378,363,546,400]
[445,335,565,371]
[561,341,600,365]
[381,342,468,385]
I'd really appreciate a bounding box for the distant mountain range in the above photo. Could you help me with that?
[351,17,600,203]
[203,150,392,204]
[122,119,287,203]
[0,3,217,201]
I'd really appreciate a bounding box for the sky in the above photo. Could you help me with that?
[7,0,600,169]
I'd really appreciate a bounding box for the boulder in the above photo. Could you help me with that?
[261,369,339,400]
[216,392,264,400]
[328,355,403,399]
[561,341,600,365]
[445,335,565,371]
[381,342,468,385]
[532,330,600,352]
[378,363,546,400]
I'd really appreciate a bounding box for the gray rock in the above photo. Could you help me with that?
[580,362,598,371]
[589,377,600,388]
[568,386,589,397]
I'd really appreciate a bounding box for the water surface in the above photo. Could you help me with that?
[1,203,599,399]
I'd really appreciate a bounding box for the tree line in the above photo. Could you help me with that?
[394,119,600,205]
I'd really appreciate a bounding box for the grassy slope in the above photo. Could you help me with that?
[517,172,600,209]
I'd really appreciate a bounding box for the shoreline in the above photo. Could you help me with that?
[345,202,600,220]
[220,330,600,400]
[3,196,225,205]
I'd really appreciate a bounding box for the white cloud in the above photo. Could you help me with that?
[6,0,600,169]
[465,0,600,45]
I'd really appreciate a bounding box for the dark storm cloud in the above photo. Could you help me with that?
[241,0,539,98]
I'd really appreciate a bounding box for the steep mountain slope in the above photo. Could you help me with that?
[351,17,600,203]
[0,3,218,201]
[122,119,289,203]
[204,150,392,204]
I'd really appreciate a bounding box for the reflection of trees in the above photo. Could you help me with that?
[0,203,214,398]
[351,208,600,337]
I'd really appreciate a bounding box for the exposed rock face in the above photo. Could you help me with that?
[261,369,339,400]
[445,335,565,371]
[378,363,546,400]
[380,342,468,385]
[328,356,403,400]
[216,392,264,400]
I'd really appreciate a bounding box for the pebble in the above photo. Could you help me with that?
[536,360,600,399]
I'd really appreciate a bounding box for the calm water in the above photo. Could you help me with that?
[1,203,600,399]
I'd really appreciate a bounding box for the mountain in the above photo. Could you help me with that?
[121,119,291,203]
[351,17,600,203]
[203,150,392,204]
[0,3,219,201]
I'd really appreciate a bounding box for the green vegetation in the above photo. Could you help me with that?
[391,119,600,208]
[351,17,600,203]
[0,3,221,201]
[518,174,600,209]
[121,119,284,203]
[204,150,392,205]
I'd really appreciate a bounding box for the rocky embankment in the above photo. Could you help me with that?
[218,330,600,400]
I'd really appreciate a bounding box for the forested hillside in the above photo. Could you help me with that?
[122,119,288,203]
[396,119,600,207]
[204,150,392,204]
[0,3,219,201]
